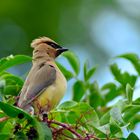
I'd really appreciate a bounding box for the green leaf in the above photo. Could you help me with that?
[126,84,133,104]
[91,125,108,138]
[97,124,110,136]
[72,80,86,102]
[117,53,140,75]
[83,61,96,81]
[86,67,96,81]
[66,111,79,124]
[133,97,140,105]
[35,121,52,140]
[89,81,104,108]
[109,117,122,135]
[127,132,139,140]
[128,114,140,129]
[1,74,23,86]
[100,111,110,125]
[101,83,122,103]
[84,61,88,81]
[115,100,127,112]
[0,55,32,72]
[14,132,27,140]
[0,71,9,77]
[110,63,137,87]
[58,101,77,110]
[72,102,100,127]
[3,85,22,96]
[0,74,23,96]
[100,99,127,126]
[56,62,73,80]
[58,129,74,139]
[62,51,80,75]
[123,105,140,123]
[0,101,33,122]
[0,134,10,140]
[110,107,124,125]
[0,79,5,88]
[0,102,51,139]
[56,101,100,128]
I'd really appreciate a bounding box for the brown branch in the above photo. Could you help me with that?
[48,119,83,139]
[0,116,9,122]
[53,127,74,139]
[43,115,100,140]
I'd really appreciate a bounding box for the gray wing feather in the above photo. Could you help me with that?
[18,63,56,108]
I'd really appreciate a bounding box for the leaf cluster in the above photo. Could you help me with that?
[0,52,139,139]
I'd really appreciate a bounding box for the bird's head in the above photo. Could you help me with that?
[31,37,68,59]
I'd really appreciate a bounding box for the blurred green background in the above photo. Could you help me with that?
[0,0,140,137]
[1,0,140,79]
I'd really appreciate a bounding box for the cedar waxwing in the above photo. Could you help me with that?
[17,37,68,115]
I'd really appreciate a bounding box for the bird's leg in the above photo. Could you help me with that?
[33,100,45,120]
[42,112,48,122]
[42,112,51,127]
[33,99,41,113]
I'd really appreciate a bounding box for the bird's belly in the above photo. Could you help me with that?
[34,71,67,112]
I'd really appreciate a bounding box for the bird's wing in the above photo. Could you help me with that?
[18,63,56,108]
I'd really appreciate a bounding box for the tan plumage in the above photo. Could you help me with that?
[17,37,68,115]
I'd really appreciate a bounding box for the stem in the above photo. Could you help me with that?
[43,115,100,140]
[0,116,9,122]
[53,127,74,139]
[48,120,83,139]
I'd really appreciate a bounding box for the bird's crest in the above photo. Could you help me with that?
[31,37,56,48]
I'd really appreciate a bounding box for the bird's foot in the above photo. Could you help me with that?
[42,112,48,122]
[38,111,48,122]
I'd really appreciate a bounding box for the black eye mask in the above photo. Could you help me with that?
[45,41,62,49]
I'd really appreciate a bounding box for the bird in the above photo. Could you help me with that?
[17,37,68,116]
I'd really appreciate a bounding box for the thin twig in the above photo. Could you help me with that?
[52,126,75,139]
[0,116,9,122]
[48,119,83,139]
[43,115,100,140]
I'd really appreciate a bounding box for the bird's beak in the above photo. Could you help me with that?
[56,47,68,56]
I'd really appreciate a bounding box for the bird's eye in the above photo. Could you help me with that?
[45,42,57,48]
[45,41,61,49]
[50,43,56,48]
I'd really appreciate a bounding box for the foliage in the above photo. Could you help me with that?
[0,52,140,139]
